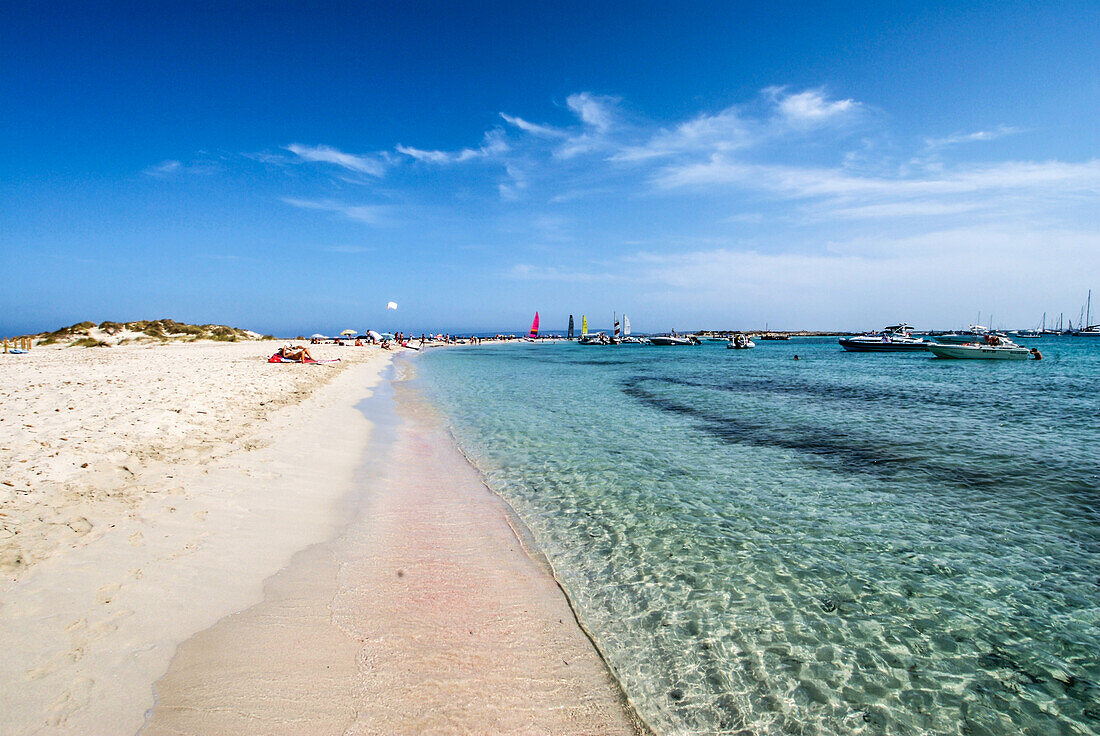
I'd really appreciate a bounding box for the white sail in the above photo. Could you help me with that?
[624,315,631,335]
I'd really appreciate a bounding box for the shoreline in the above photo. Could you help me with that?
[143,353,645,735]
[1,341,645,734]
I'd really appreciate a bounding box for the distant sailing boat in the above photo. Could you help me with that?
[528,312,540,340]
[567,314,574,339]
[613,312,621,343]
[581,315,588,337]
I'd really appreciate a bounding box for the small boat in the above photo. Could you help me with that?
[928,338,1031,360]
[528,312,540,340]
[935,324,997,344]
[649,334,700,346]
[839,324,931,352]
[579,333,611,345]
[726,334,755,349]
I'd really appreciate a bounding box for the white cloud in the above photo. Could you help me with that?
[397,129,508,164]
[613,107,751,162]
[656,157,1100,201]
[500,113,565,138]
[924,125,1021,150]
[147,160,181,175]
[566,92,617,132]
[144,158,221,177]
[285,144,388,176]
[771,88,857,124]
[282,197,387,224]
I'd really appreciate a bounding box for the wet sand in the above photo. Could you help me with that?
[144,361,644,735]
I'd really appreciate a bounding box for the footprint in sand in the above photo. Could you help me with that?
[45,676,94,728]
[66,517,93,535]
[96,583,120,605]
[128,530,144,545]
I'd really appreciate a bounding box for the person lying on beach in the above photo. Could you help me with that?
[276,345,314,362]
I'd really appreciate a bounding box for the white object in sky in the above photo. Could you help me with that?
[386,301,398,310]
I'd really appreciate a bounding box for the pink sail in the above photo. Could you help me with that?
[529,311,540,338]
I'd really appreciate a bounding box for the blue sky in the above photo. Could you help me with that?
[3,1,1098,335]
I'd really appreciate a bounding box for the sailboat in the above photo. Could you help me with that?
[621,315,645,344]
[1077,290,1100,336]
[526,312,539,341]
[567,315,574,340]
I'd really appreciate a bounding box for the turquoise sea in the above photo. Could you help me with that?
[415,337,1099,736]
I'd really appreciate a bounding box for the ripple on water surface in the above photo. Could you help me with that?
[418,338,1100,735]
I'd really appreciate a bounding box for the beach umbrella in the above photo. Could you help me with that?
[380,332,396,341]
[310,333,327,339]
[366,330,382,341]
[340,329,357,336]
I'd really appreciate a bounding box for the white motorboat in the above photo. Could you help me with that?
[649,335,700,346]
[928,335,1032,360]
[579,332,611,345]
[726,334,755,349]
[839,324,931,352]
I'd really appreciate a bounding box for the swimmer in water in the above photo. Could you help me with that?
[1030,348,1043,360]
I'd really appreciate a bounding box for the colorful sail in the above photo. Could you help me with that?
[567,315,574,339]
[614,313,621,338]
[623,315,631,335]
[528,311,539,339]
[582,315,588,336]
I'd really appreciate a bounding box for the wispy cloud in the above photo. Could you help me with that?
[147,160,181,176]
[554,92,621,158]
[924,125,1021,150]
[655,157,1100,200]
[282,197,387,224]
[144,158,221,177]
[612,107,751,162]
[397,129,508,164]
[499,113,565,138]
[285,143,389,176]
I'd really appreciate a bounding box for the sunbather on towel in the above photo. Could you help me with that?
[277,345,314,362]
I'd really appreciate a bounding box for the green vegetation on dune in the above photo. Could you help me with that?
[35,319,264,346]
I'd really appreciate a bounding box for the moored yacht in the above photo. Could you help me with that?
[649,334,700,346]
[839,324,931,352]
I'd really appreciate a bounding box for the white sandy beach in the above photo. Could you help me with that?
[0,340,640,735]
[1,340,390,734]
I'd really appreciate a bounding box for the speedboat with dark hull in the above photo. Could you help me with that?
[839,325,931,352]
[929,342,1031,360]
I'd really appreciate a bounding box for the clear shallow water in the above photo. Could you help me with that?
[415,338,1100,736]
